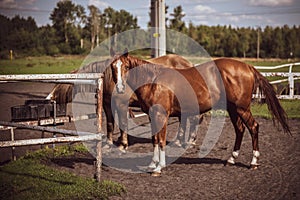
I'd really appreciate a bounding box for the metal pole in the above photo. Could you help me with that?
[158,0,166,57]
[151,0,166,58]
[151,0,158,58]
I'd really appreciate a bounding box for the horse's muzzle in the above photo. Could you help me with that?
[116,83,125,94]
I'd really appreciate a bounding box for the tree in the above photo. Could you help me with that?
[283,25,297,58]
[87,5,101,50]
[0,15,12,53]
[228,26,239,57]
[0,15,39,57]
[238,27,250,58]
[50,0,86,54]
[39,25,59,55]
[273,27,284,58]
[169,6,186,32]
[261,26,273,58]
[187,21,197,41]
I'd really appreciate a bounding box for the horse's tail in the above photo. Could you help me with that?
[250,66,291,134]
[47,84,73,104]
[47,60,109,104]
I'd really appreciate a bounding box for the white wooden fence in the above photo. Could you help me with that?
[254,62,300,99]
[0,73,104,181]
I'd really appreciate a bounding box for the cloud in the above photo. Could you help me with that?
[249,0,294,7]
[0,0,18,8]
[88,0,110,9]
[24,0,37,5]
[0,0,37,8]
[194,5,216,14]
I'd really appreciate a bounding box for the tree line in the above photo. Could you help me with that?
[0,1,299,59]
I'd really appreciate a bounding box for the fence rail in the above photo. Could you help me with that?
[254,62,300,99]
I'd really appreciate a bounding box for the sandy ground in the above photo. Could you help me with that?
[0,82,299,199]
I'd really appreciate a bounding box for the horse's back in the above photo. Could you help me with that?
[149,54,193,69]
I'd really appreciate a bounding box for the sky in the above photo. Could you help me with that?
[0,0,299,28]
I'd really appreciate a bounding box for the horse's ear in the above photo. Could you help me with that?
[110,47,115,57]
[123,48,128,57]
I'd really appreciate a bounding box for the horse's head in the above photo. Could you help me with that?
[110,48,131,94]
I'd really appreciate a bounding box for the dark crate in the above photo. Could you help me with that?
[11,101,66,122]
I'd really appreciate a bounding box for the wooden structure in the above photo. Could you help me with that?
[0,73,104,182]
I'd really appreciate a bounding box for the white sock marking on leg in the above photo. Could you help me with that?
[148,144,159,169]
[251,150,260,165]
[227,150,240,164]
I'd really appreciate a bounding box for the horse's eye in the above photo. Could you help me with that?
[125,66,130,70]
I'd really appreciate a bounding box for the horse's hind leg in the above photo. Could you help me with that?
[226,104,245,166]
[187,115,203,146]
[175,115,201,148]
[148,105,168,176]
[175,115,186,147]
[237,108,260,169]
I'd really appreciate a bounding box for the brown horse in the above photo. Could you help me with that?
[110,49,290,176]
[48,53,193,150]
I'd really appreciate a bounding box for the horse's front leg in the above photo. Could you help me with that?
[175,115,186,147]
[151,127,167,176]
[103,97,114,147]
[148,124,167,176]
[148,134,159,170]
[148,105,168,176]
[116,103,129,151]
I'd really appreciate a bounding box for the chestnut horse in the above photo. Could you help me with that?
[48,53,193,150]
[110,49,290,176]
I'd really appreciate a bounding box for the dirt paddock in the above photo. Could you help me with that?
[0,82,299,199]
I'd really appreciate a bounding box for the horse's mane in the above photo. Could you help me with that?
[125,55,164,78]
[78,59,113,84]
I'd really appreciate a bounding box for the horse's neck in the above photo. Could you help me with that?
[127,56,161,89]
[128,55,149,68]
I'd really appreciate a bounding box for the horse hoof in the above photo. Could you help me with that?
[174,140,182,147]
[151,171,161,177]
[250,164,259,170]
[107,140,113,145]
[225,161,235,167]
[103,144,111,149]
[190,141,197,146]
[118,145,127,153]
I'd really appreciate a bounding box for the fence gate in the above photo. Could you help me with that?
[0,73,104,182]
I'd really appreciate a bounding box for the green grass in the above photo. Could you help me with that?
[0,144,126,200]
[251,99,300,118]
[0,56,85,74]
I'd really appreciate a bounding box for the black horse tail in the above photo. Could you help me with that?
[250,66,291,134]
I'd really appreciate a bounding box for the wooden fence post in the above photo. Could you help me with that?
[95,77,103,182]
